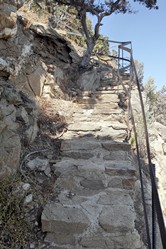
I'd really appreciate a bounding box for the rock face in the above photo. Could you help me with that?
[0,5,80,97]
[0,4,118,97]
[0,81,38,178]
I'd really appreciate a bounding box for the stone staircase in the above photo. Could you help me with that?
[41,86,145,249]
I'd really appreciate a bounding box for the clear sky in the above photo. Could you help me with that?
[96,0,165,89]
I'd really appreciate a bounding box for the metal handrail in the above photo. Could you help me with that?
[116,41,166,249]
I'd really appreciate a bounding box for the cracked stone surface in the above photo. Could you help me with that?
[41,88,147,248]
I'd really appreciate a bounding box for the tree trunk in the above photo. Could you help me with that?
[80,37,96,68]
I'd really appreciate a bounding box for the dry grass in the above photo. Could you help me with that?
[36,96,80,122]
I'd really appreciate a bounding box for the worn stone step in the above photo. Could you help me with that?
[72,113,126,122]
[108,176,136,190]
[61,150,95,159]
[79,102,119,110]
[54,158,133,173]
[62,130,127,143]
[67,121,127,132]
[42,189,138,248]
[61,139,130,151]
[102,141,131,151]
[54,172,136,192]
[61,139,101,151]
[79,90,120,96]
[79,232,141,249]
[42,203,90,235]
[105,161,137,177]
[76,94,119,104]
[92,108,123,115]
[60,140,131,159]
[62,130,95,139]
[96,127,127,142]
[97,83,129,91]
[100,121,128,130]
[53,159,135,187]
[67,122,101,131]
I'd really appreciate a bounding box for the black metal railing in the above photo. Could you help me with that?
[115,41,166,249]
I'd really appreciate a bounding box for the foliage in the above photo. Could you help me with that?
[144,78,166,126]
[94,34,110,55]
[153,86,166,126]
[28,0,158,67]
[144,77,157,107]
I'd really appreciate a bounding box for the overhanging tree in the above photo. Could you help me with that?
[32,0,158,67]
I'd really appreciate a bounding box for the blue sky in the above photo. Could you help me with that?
[94,0,165,89]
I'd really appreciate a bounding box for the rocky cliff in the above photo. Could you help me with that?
[0,2,165,249]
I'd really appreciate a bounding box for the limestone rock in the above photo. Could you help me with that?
[45,232,76,245]
[27,63,47,96]
[80,179,105,190]
[80,232,142,249]
[30,23,78,65]
[0,0,24,39]
[26,158,49,172]
[0,82,38,178]
[42,203,90,234]
[99,204,135,233]
[0,129,21,177]
[77,67,100,91]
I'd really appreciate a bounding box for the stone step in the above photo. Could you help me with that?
[102,141,131,151]
[60,139,130,160]
[96,128,127,142]
[79,90,120,96]
[70,116,123,123]
[42,188,139,248]
[54,158,133,172]
[67,122,101,131]
[61,138,101,151]
[52,157,136,196]
[62,129,127,143]
[79,102,119,110]
[62,130,95,139]
[75,94,119,104]
[67,121,127,131]
[97,83,129,91]
[72,113,126,122]
[72,108,124,115]
[107,176,136,190]
[61,139,130,151]
[92,108,123,115]
[105,164,137,177]
[54,160,135,187]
